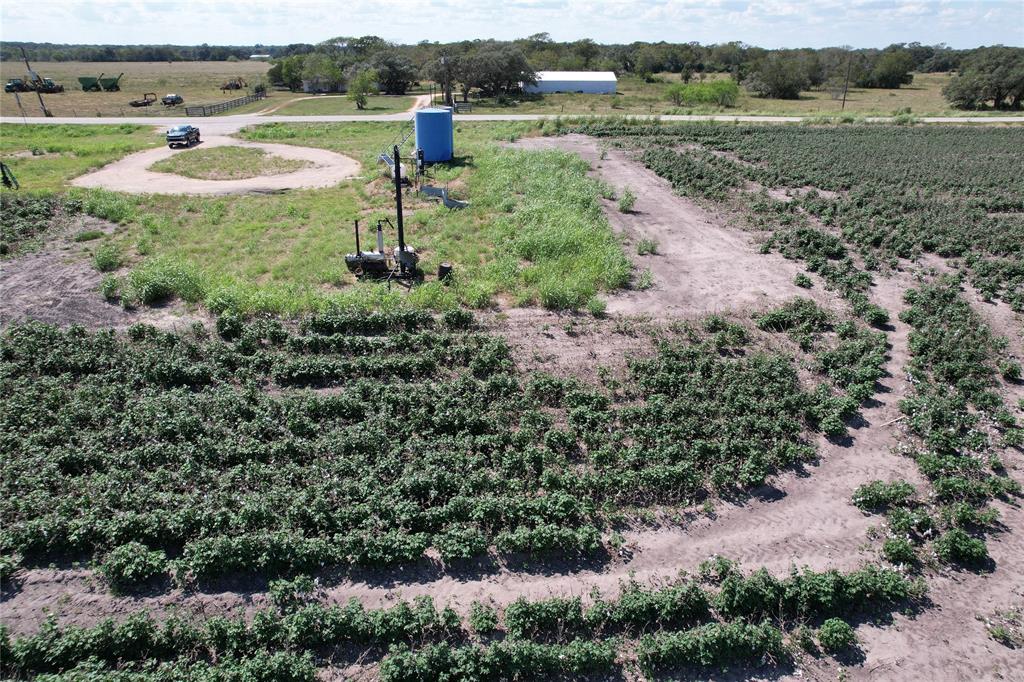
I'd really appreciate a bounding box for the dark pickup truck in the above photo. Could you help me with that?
[166,124,200,148]
[162,93,184,106]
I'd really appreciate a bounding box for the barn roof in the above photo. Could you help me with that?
[534,71,617,82]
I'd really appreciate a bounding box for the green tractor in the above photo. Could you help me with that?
[4,78,30,93]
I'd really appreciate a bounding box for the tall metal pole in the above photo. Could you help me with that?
[393,144,406,274]
[841,52,853,111]
[21,47,51,117]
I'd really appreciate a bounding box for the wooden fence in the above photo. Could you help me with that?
[185,92,266,117]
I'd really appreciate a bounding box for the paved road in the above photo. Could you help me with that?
[3,113,1023,135]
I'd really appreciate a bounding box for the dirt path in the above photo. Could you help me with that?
[70,135,360,195]
[512,134,842,318]
[409,94,433,112]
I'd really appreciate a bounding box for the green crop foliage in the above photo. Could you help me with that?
[0,312,865,587]
[1,561,920,680]
[574,122,1024,312]
[0,194,82,255]
[817,617,857,654]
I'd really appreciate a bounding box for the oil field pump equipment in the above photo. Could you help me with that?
[345,145,419,282]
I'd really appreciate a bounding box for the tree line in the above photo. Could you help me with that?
[0,42,317,62]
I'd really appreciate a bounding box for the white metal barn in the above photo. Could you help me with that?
[523,71,618,95]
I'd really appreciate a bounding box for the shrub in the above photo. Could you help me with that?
[665,80,740,107]
[99,274,120,301]
[882,537,917,565]
[99,542,166,591]
[852,480,917,511]
[93,243,122,272]
[636,269,654,290]
[999,360,1021,381]
[794,272,813,288]
[269,575,316,613]
[0,554,20,583]
[934,529,989,567]
[817,618,857,654]
[468,601,499,636]
[618,188,636,213]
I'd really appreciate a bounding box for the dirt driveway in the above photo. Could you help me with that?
[513,134,840,317]
[70,135,360,195]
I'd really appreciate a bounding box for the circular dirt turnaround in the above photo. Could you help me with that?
[70,135,361,195]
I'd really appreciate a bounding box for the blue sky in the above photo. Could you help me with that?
[2,0,1022,49]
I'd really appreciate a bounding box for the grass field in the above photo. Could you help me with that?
[265,94,417,116]
[0,123,160,192]
[149,146,310,180]
[2,120,627,313]
[0,60,271,118]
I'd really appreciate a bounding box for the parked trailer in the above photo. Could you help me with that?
[78,75,103,92]
[129,92,158,107]
[99,73,124,92]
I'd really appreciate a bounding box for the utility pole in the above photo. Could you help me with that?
[21,47,52,117]
[440,56,454,108]
[841,51,853,111]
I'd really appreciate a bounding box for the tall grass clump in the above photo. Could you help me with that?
[475,149,631,310]
[121,256,205,308]
[71,188,139,224]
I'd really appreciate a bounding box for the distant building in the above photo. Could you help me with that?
[302,78,344,94]
[249,54,271,60]
[523,71,617,95]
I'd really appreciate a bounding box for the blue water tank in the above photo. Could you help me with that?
[415,107,454,163]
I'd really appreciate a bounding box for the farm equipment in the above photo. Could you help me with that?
[129,92,158,107]
[10,48,64,93]
[15,48,54,116]
[99,73,125,91]
[220,77,247,91]
[78,74,103,92]
[1,162,19,190]
[345,145,419,282]
[4,78,30,93]
[33,78,64,94]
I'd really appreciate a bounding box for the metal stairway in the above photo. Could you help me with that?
[377,118,415,179]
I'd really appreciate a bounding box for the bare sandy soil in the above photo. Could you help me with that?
[0,217,207,331]
[2,136,1023,681]
[70,135,361,195]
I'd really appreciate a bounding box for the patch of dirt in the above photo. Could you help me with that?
[2,149,64,159]
[70,135,360,195]
[511,134,842,318]
[0,216,208,331]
